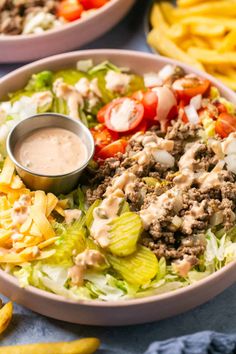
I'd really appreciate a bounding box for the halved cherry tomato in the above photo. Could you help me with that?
[97,139,128,159]
[122,119,148,140]
[179,100,188,123]
[90,124,119,156]
[132,90,157,121]
[215,102,227,114]
[173,77,210,104]
[104,97,144,133]
[57,0,83,21]
[80,0,108,9]
[97,103,109,123]
[215,112,236,138]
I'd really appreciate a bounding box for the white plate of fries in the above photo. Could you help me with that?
[146,0,236,90]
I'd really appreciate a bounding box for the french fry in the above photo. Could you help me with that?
[159,2,177,24]
[188,47,236,64]
[179,16,236,31]
[191,36,210,49]
[0,302,13,334]
[150,3,169,31]
[174,1,236,18]
[190,23,226,37]
[207,37,223,50]
[0,338,100,354]
[148,27,205,71]
[180,38,195,51]
[218,29,236,52]
[177,0,222,7]
[167,23,187,40]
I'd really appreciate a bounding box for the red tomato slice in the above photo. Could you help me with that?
[90,125,119,154]
[104,97,144,133]
[122,119,148,140]
[215,102,227,114]
[173,77,210,104]
[178,100,188,123]
[133,90,157,121]
[97,139,128,159]
[97,103,110,123]
[80,0,108,9]
[215,112,236,138]
[57,0,83,21]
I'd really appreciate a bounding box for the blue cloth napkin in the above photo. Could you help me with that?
[144,331,236,354]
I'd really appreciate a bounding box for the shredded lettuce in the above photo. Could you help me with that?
[25,71,53,92]
[88,61,121,75]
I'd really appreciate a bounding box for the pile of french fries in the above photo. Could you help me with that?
[148,0,236,90]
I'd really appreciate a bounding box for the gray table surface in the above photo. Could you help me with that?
[0,1,236,353]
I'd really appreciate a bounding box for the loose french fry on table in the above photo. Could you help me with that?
[0,302,13,334]
[0,338,100,354]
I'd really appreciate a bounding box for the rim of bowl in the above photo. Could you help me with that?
[0,261,235,307]
[6,113,95,178]
[0,49,235,307]
[0,0,121,41]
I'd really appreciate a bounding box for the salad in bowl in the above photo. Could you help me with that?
[0,0,110,35]
[0,57,236,305]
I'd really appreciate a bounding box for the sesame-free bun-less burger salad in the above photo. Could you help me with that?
[0,0,110,35]
[0,59,236,302]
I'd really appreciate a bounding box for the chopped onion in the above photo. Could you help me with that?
[158,65,175,81]
[210,211,223,226]
[152,149,175,167]
[144,72,163,88]
[76,59,93,72]
[224,139,236,155]
[184,105,199,124]
[172,215,183,228]
[190,94,202,110]
[225,154,236,174]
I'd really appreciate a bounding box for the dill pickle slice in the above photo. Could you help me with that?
[85,200,101,229]
[108,212,143,257]
[108,245,158,285]
[118,200,130,215]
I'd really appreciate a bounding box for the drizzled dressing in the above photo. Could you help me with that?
[14,127,88,176]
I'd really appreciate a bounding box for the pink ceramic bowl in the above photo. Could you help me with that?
[0,50,235,326]
[0,0,135,63]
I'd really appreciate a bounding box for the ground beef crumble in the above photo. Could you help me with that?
[83,122,236,270]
